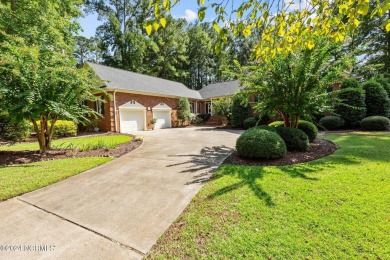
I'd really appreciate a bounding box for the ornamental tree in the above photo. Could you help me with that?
[211,97,233,126]
[0,32,101,153]
[241,38,352,128]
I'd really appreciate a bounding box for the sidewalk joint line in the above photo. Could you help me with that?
[17,198,145,257]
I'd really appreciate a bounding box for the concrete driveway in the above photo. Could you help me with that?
[0,127,242,259]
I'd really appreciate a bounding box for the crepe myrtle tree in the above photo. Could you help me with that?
[242,37,352,128]
[0,32,103,153]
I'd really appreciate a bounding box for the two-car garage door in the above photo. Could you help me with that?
[119,101,171,133]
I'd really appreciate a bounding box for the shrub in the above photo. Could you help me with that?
[231,93,251,128]
[177,97,191,126]
[243,117,258,129]
[339,78,360,89]
[212,97,232,126]
[0,114,30,142]
[52,120,77,137]
[275,127,309,152]
[372,75,390,97]
[269,120,318,142]
[236,129,287,159]
[319,116,345,130]
[252,125,278,133]
[360,116,390,131]
[31,120,77,137]
[362,80,390,117]
[334,88,366,128]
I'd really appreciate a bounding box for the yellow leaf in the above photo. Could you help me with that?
[386,23,390,32]
[198,9,205,22]
[160,17,167,28]
[339,4,348,14]
[307,40,315,50]
[213,22,221,34]
[145,24,152,35]
[243,25,252,37]
[153,21,160,31]
[353,19,360,27]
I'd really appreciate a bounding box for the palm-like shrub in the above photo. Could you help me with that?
[236,128,286,159]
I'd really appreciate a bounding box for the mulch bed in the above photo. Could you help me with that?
[0,136,142,166]
[223,139,339,166]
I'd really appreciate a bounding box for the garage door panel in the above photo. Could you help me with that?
[153,111,171,129]
[120,110,145,133]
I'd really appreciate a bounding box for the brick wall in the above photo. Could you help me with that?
[97,92,184,132]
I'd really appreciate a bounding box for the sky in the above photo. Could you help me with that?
[77,1,207,38]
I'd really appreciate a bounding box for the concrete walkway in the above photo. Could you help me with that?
[0,127,242,259]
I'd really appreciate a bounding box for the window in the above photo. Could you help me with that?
[326,87,333,93]
[206,101,212,115]
[95,96,105,116]
[190,102,195,114]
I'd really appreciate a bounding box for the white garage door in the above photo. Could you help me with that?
[153,110,171,129]
[120,110,145,133]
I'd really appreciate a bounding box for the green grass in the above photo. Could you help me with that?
[147,132,390,259]
[0,157,112,201]
[0,135,131,151]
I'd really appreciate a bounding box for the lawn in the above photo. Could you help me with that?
[147,132,390,259]
[0,135,131,151]
[0,157,112,201]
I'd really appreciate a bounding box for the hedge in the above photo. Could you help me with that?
[319,116,345,130]
[360,116,390,131]
[362,80,390,118]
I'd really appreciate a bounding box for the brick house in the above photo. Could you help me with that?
[88,63,243,133]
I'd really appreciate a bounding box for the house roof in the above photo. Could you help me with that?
[199,80,244,99]
[88,63,202,100]
[88,63,243,100]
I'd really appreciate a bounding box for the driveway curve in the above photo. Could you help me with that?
[0,127,242,259]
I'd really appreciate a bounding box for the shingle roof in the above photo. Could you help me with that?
[199,80,244,99]
[88,63,202,99]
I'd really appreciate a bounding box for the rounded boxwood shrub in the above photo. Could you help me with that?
[334,88,366,128]
[236,129,287,159]
[275,127,309,152]
[252,125,278,133]
[362,80,390,117]
[297,120,318,142]
[319,116,345,130]
[360,116,390,131]
[243,117,258,129]
[269,120,318,142]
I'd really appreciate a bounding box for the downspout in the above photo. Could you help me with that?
[113,91,118,132]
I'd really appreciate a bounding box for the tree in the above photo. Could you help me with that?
[176,98,191,126]
[211,97,232,126]
[74,36,104,65]
[144,16,189,82]
[0,0,102,153]
[351,1,390,75]
[242,38,351,128]
[85,0,152,71]
[149,0,390,62]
